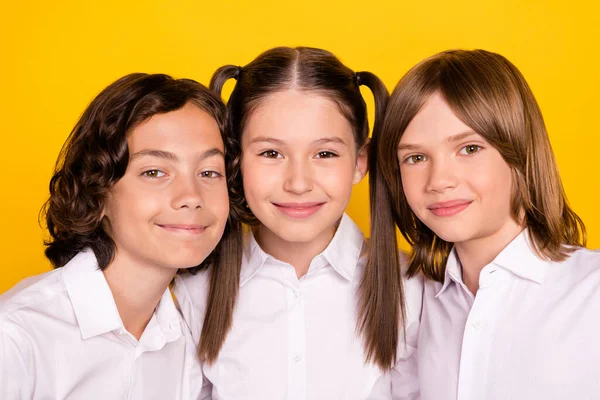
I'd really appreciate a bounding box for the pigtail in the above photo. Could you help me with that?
[209,65,241,97]
[198,214,243,364]
[356,71,405,370]
[196,65,245,364]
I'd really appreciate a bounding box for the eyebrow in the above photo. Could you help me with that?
[397,130,479,151]
[130,149,178,161]
[313,137,348,146]
[248,136,285,145]
[248,136,348,146]
[130,148,224,162]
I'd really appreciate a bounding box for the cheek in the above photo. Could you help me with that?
[105,187,161,229]
[205,182,230,218]
[240,158,276,203]
[399,166,423,209]
[331,164,356,198]
[473,157,514,211]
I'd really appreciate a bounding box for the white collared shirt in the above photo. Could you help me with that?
[0,249,202,400]
[417,230,600,400]
[174,214,423,400]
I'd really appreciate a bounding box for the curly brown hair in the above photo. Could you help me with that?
[42,73,241,275]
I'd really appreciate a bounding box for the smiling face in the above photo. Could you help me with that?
[240,89,367,249]
[103,102,229,271]
[397,92,521,248]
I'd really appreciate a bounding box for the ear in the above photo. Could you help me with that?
[353,139,369,184]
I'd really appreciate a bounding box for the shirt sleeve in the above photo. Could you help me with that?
[391,265,424,399]
[0,321,34,399]
[199,374,213,400]
[390,344,420,400]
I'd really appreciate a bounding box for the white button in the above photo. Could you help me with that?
[293,355,302,363]
[291,289,300,298]
[472,320,483,330]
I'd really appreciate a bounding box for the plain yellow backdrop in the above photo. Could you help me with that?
[1,0,599,292]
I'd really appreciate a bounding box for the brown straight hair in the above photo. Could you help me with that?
[371,49,586,283]
[201,46,402,370]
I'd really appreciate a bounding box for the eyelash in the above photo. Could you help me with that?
[458,144,482,155]
[140,170,223,179]
[199,171,223,179]
[403,144,483,164]
[315,151,338,159]
[257,150,339,159]
[404,154,427,164]
[141,169,166,178]
[259,150,282,159]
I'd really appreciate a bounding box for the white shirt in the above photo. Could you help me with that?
[417,230,600,400]
[0,249,202,400]
[174,214,423,400]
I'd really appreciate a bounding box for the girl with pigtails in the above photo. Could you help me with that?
[174,47,423,399]
[370,49,600,400]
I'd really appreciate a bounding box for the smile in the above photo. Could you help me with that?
[271,202,325,219]
[427,200,472,217]
[156,224,208,234]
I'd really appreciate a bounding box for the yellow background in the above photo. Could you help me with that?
[1,0,599,292]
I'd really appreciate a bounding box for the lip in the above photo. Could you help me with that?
[427,200,472,217]
[156,224,208,234]
[271,202,325,219]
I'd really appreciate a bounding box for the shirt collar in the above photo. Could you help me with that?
[62,249,182,343]
[491,229,549,284]
[239,213,365,286]
[436,247,463,297]
[435,229,549,297]
[239,229,269,287]
[320,213,364,281]
[62,249,123,340]
[137,288,182,349]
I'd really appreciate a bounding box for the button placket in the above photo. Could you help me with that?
[284,269,306,400]
[457,267,507,400]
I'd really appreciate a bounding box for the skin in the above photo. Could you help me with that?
[397,92,523,295]
[102,102,229,338]
[241,89,367,278]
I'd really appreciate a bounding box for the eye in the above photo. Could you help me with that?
[141,169,166,178]
[199,170,223,179]
[259,150,282,159]
[459,144,481,155]
[404,154,427,164]
[315,151,338,159]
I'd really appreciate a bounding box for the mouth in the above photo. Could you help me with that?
[271,201,326,219]
[156,224,209,234]
[427,200,472,217]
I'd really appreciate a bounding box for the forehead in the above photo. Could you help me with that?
[401,92,472,143]
[243,89,354,143]
[128,103,224,152]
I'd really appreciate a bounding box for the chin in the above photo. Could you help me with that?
[165,250,214,269]
[276,228,324,244]
[425,223,474,245]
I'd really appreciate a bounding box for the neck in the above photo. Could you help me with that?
[256,223,337,278]
[103,249,176,340]
[455,220,524,296]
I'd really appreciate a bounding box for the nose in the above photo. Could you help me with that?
[426,158,459,194]
[283,158,313,194]
[171,175,205,210]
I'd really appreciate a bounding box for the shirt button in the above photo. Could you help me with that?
[291,289,300,298]
[472,320,483,330]
[293,355,302,363]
